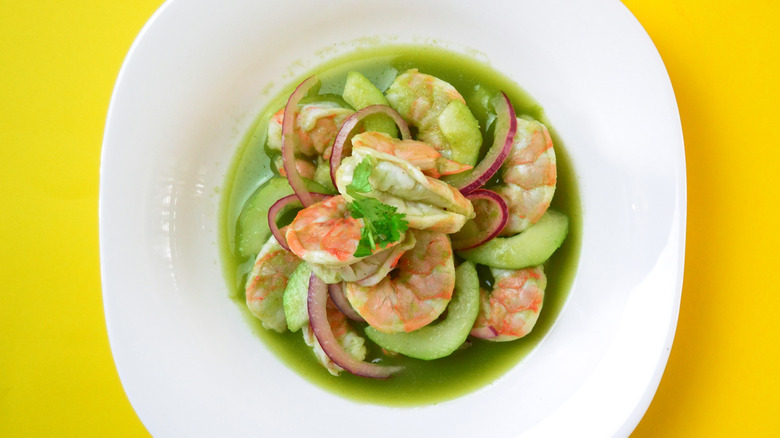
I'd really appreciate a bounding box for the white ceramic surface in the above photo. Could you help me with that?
[100,0,685,436]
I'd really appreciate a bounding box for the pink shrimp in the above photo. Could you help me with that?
[470,266,546,341]
[245,236,302,332]
[385,69,465,145]
[285,195,363,266]
[344,229,456,334]
[350,131,472,178]
[494,118,557,235]
[267,102,354,159]
[384,69,482,166]
[284,195,412,286]
[335,146,475,234]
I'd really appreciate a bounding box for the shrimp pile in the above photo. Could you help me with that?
[241,68,566,378]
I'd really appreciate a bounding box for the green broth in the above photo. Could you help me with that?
[219,45,582,406]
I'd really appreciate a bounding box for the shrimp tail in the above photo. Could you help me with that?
[433,157,473,178]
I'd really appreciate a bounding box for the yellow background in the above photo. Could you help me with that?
[1,1,778,436]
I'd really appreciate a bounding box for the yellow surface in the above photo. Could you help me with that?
[0,1,778,436]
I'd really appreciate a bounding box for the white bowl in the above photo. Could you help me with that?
[100,0,685,436]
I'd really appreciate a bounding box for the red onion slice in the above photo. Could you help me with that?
[330,105,411,189]
[449,92,517,194]
[451,189,508,251]
[268,192,330,250]
[328,282,364,322]
[282,76,320,207]
[308,273,402,378]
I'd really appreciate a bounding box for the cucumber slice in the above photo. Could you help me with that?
[313,161,337,194]
[342,71,398,137]
[466,85,493,129]
[458,210,569,269]
[365,261,480,360]
[303,176,334,195]
[236,177,294,257]
[283,263,312,332]
[438,100,482,166]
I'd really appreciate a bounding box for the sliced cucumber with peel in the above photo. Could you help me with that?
[438,100,482,166]
[236,177,295,257]
[305,173,335,195]
[365,261,480,360]
[342,71,399,137]
[458,210,569,269]
[313,160,336,194]
[283,263,312,332]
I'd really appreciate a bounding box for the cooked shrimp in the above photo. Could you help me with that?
[285,194,410,283]
[335,146,475,234]
[302,296,367,376]
[494,118,557,235]
[385,69,467,157]
[285,195,363,266]
[345,229,456,333]
[245,235,301,332]
[351,131,472,178]
[267,102,354,158]
[470,266,546,341]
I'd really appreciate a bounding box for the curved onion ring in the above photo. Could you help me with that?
[267,193,330,250]
[450,189,508,251]
[308,274,403,378]
[282,75,320,207]
[329,105,412,189]
[328,283,364,322]
[449,92,517,194]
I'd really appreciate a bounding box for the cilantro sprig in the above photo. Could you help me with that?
[346,157,409,257]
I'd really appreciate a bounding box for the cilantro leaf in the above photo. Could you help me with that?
[346,157,408,257]
[353,228,376,258]
[346,156,373,196]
